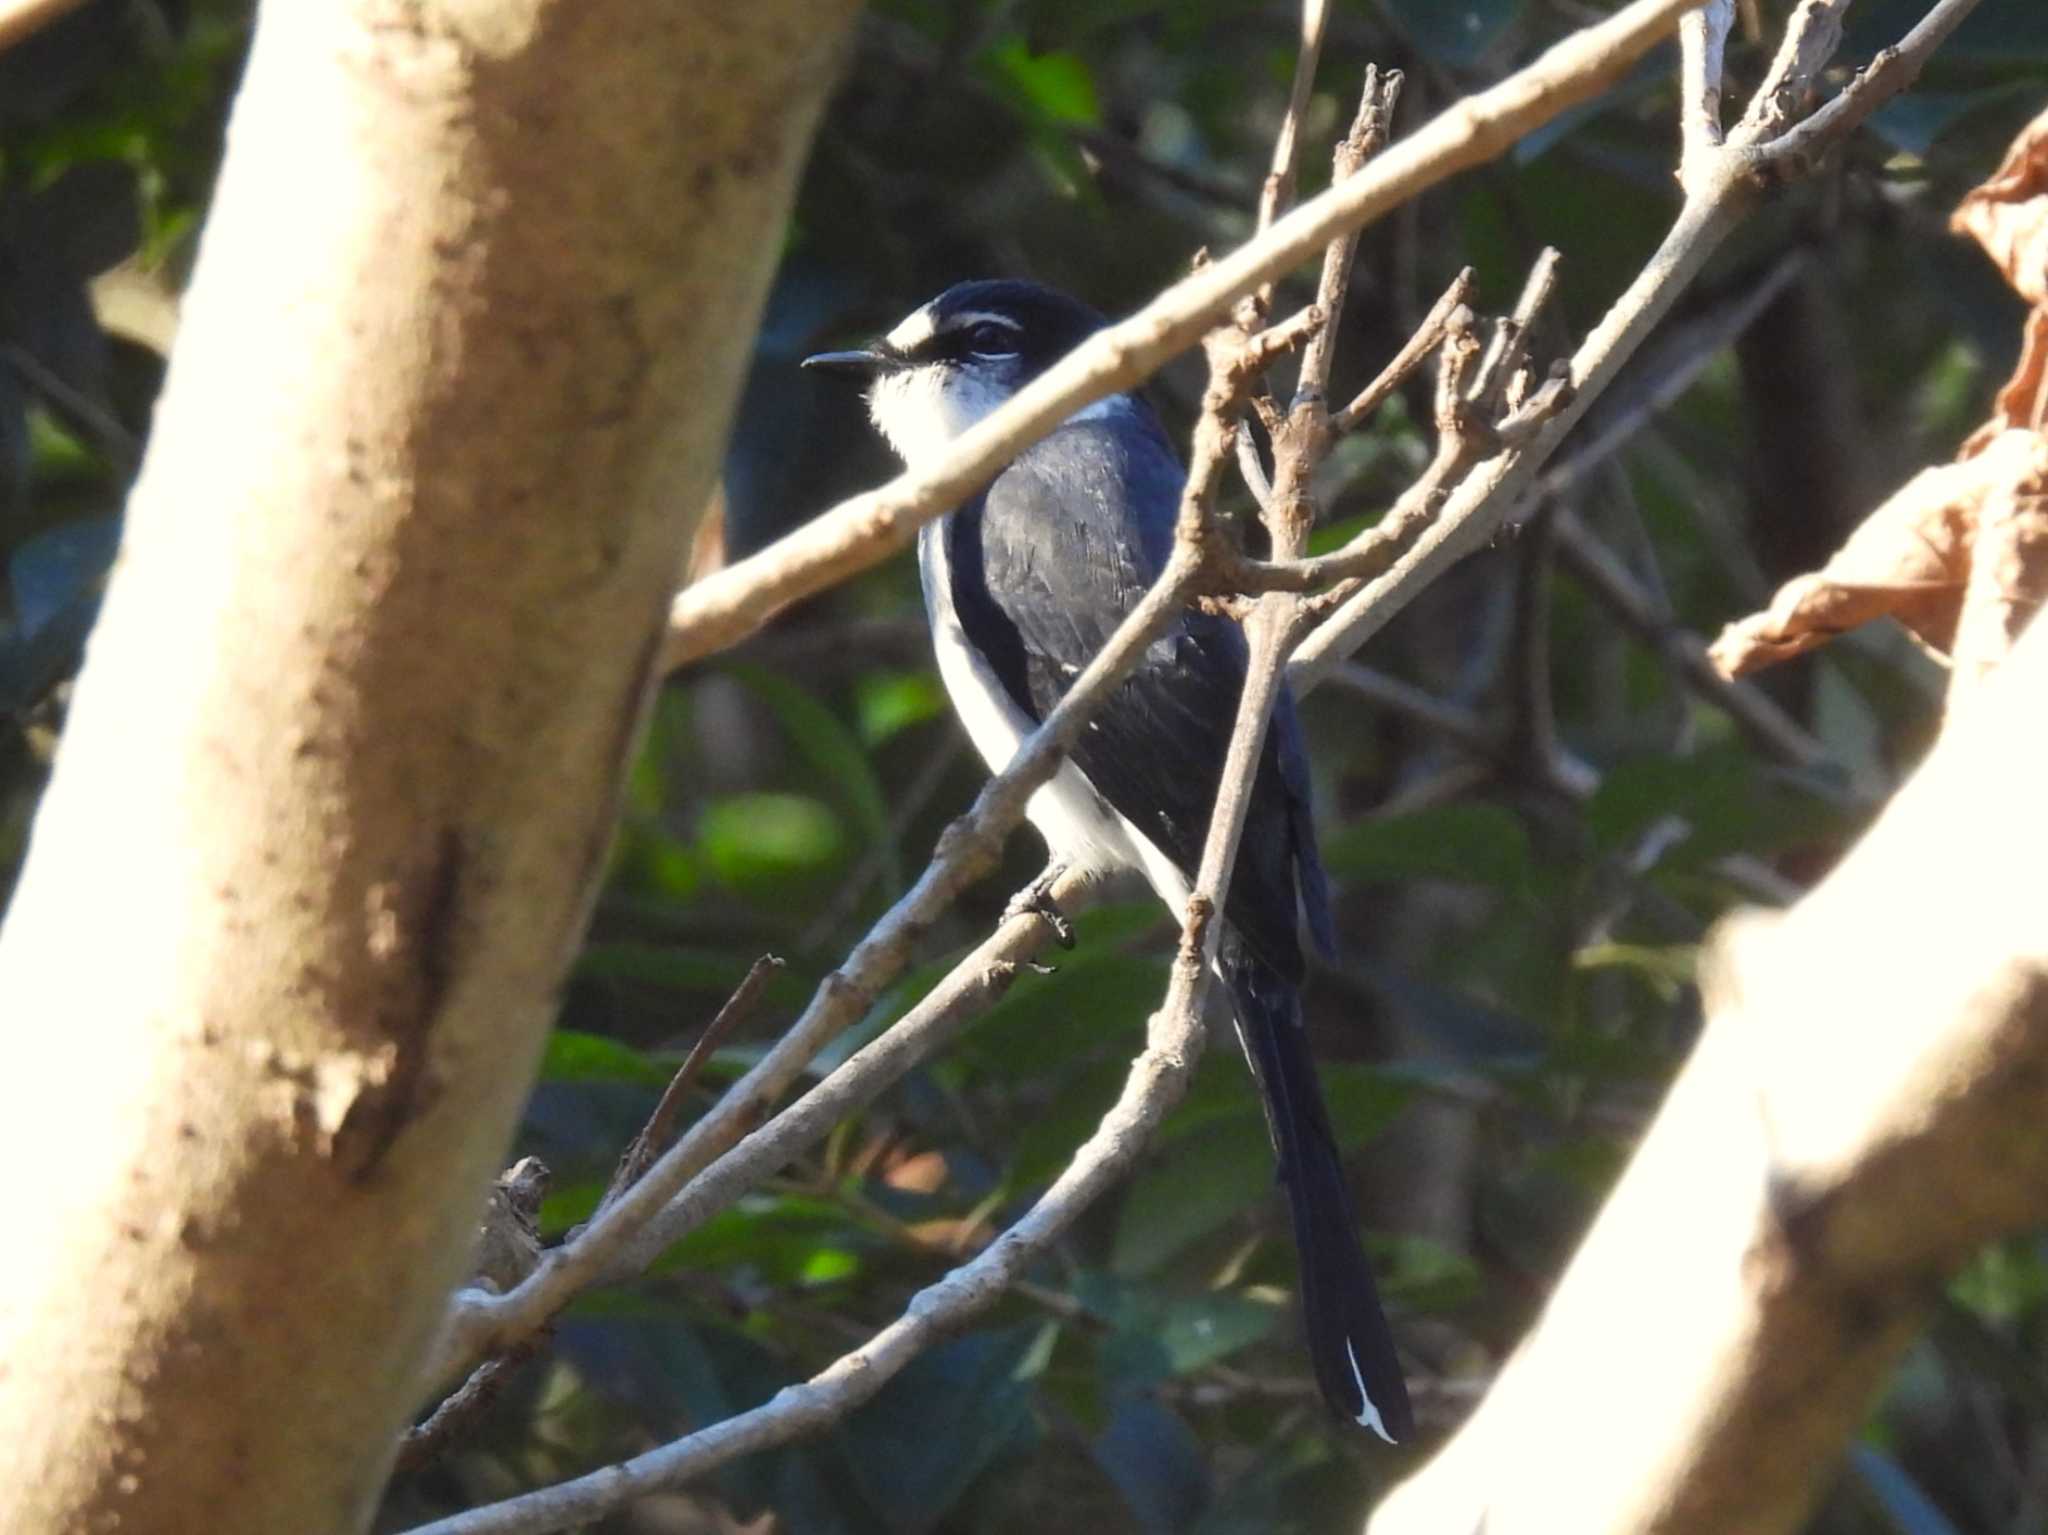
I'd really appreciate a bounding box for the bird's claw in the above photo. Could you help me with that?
[1003,866,1076,949]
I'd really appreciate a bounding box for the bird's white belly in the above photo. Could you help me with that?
[919,521,1190,904]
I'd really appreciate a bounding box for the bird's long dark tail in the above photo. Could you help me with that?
[1222,944,1413,1444]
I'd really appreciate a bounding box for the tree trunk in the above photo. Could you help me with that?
[0,3,857,1531]
[1370,610,2048,1533]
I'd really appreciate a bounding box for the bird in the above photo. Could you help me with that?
[803,278,1413,1444]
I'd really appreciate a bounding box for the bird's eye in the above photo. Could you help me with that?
[961,322,1019,357]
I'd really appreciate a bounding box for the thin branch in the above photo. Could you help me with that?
[1743,0,1985,177]
[394,1335,547,1476]
[407,908,1214,1535]
[1370,582,2048,1535]
[1246,0,1330,322]
[603,954,783,1203]
[1285,0,1975,694]
[1735,0,1850,143]
[433,541,1211,1385]
[1,344,140,474]
[406,332,1308,1534]
[661,0,1705,670]
[1295,67,1404,402]
[1678,0,1735,196]
[795,736,964,952]
[1535,250,1806,504]
[1333,268,1474,431]
[416,2,1981,1520]
[1552,507,1832,773]
[608,867,1094,1284]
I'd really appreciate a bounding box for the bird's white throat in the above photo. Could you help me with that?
[866,365,1009,469]
[867,369,1135,469]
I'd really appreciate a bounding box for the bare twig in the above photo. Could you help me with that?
[406,315,1313,1534]
[1295,67,1405,401]
[796,736,964,951]
[662,0,1704,669]
[1736,0,1850,143]
[1744,0,1984,178]
[1552,508,1831,772]
[1371,572,2048,1535]
[604,954,783,1203]
[394,1336,547,1476]
[1334,267,1474,431]
[625,876,1089,1231]
[408,919,1213,1535]
[433,538,1212,1385]
[1289,0,1975,693]
[434,299,1317,1385]
[1245,0,1330,323]
[1535,250,1806,504]
[1678,0,1735,196]
[1,344,140,474]
[415,3,1982,1524]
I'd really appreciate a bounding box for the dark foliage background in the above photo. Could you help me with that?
[4,2,2046,1532]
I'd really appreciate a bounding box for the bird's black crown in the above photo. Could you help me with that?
[909,279,1108,377]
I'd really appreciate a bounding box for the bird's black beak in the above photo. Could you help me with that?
[801,344,906,384]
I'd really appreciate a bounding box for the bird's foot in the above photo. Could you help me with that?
[1002,863,1076,949]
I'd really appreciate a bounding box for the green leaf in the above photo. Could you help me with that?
[1375,1233,1483,1312]
[1008,1054,1130,1189]
[728,664,889,850]
[1075,1271,1282,1390]
[1318,1063,1413,1153]
[539,1029,670,1087]
[962,949,1163,1077]
[984,37,1101,127]
[1321,802,1532,891]
[1113,1110,1272,1275]
[1091,1397,1213,1533]
[697,792,846,894]
[1112,1056,1407,1275]
[854,667,948,746]
[537,1176,604,1237]
[652,1195,872,1287]
[611,823,700,901]
[838,1325,1053,1533]
[1948,1239,2048,1325]
[1585,747,1846,867]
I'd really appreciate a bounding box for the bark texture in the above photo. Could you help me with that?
[0,3,857,1531]
[1370,611,2048,1533]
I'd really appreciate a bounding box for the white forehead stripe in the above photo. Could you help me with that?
[884,306,938,353]
[884,306,1023,354]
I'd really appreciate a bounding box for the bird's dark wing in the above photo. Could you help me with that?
[947,410,1332,977]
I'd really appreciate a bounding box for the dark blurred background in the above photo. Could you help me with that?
[4,2,2046,1531]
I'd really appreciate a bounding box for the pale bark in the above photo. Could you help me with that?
[1370,569,2048,1535]
[0,3,857,1533]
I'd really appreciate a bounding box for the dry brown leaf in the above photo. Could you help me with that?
[1951,104,2048,307]
[1708,458,1981,678]
[1963,307,2048,456]
[1712,114,2048,693]
[1712,427,2048,679]
[1951,431,2048,704]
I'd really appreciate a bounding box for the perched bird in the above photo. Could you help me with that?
[804,279,1412,1443]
